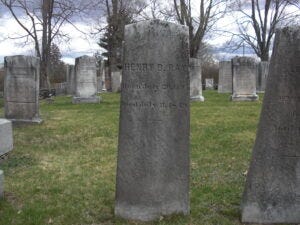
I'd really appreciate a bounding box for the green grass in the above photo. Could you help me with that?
[0,91,266,225]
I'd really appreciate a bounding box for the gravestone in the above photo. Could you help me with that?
[0,119,13,156]
[115,19,190,221]
[72,56,100,104]
[66,65,75,95]
[190,58,204,101]
[218,61,232,93]
[205,78,214,89]
[231,56,258,101]
[97,76,102,93]
[111,71,122,92]
[4,55,42,123]
[256,61,269,93]
[241,26,300,223]
[0,170,3,198]
[97,60,105,93]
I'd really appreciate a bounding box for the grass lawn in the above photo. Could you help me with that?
[0,91,266,225]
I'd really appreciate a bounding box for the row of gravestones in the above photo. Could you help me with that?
[0,19,299,223]
[66,60,122,95]
[218,58,269,97]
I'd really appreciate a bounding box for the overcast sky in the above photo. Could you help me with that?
[0,1,298,65]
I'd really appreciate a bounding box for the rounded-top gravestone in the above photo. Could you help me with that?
[115,19,190,221]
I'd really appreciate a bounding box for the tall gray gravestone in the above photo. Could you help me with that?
[72,56,100,104]
[4,55,42,123]
[0,119,13,156]
[111,70,122,92]
[115,20,190,221]
[256,61,269,93]
[66,65,75,95]
[241,26,300,223]
[218,61,232,93]
[190,58,204,101]
[231,56,258,101]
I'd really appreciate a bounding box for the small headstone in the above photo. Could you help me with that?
[256,61,269,93]
[111,71,122,92]
[115,19,190,221]
[0,170,3,198]
[205,78,214,90]
[72,56,100,104]
[230,56,258,101]
[218,61,232,93]
[190,58,204,101]
[0,119,13,156]
[4,55,42,123]
[66,65,75,95]
[241,26,300,223]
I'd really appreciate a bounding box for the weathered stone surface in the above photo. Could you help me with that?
[218,61,232,93]
[241,26,300,223]
[111,71,122,92]
[0,119,13,156]
[205,78,214,89]
[0,170,3,198]
[4,55,42,123]
[66,65,76,95]
[190,58,204,101]
[231,56,258,101]
[256,61,269,93]
[72,56,100,104]
[115,20,190,221]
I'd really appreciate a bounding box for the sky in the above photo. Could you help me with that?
[0,1,299,65]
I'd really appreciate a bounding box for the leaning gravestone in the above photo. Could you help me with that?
[115,20,190,221]
[4,55,42,123]
[241,26,300,223]
[256,61,269,93]
[231,56,258,101]
[218,61,232,93]
[205,78,214,90]
[72,56,100,104]
[190,58,204,101]
[0,119,13,156]
[111,70,122,92]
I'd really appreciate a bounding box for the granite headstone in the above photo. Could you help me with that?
[231,56,258,101]
[66,65,75,95]
[111,71,122,92]
[256,61,269,93]
[0,170,3,198]
[72,56,100,103]
[190,58,204,101]
[205,78,214,90]
[241,26,300,223]
[115,19,190,221]
[218,61,232,93]
[0,119,13,156]
[4,55,42,123]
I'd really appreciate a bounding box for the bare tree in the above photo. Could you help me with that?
[230,0,300,61]
[172,0,227,58]
[0,0,99,88]
[98,0,146,91]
